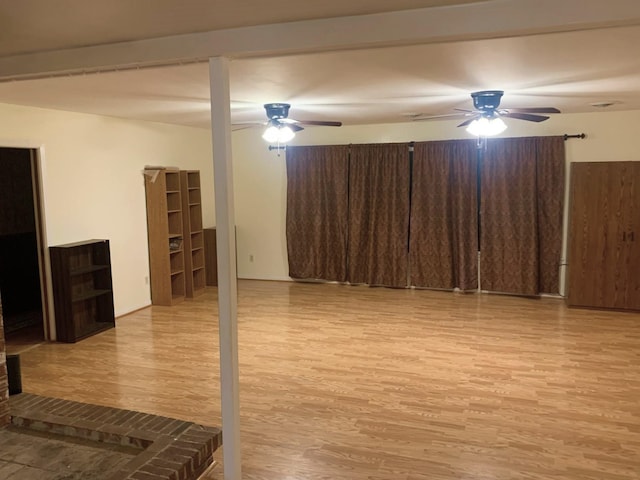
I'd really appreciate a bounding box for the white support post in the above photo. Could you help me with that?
[208,56,241,480]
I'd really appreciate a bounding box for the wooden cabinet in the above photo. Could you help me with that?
[204,228,218,286]
[203,227,239,287]
[49,239,115,342]
[144,169,185,305]
[180,171,206,297]
[567,161,640,310]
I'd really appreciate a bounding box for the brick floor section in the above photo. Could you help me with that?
[9,393,222,480]
[0,425,137,479]
[0,300,9,427]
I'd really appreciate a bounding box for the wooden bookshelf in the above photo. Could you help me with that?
[180,170,206,297]
[144,169,185,305]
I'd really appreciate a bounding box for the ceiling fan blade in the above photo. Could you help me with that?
[231,123,264,131]
[230,119,304,132]
[457,116,479,128]
[453,108,475,113]
[412,113,470,122]
[505,107,561,114]
[232,121,265,127]
[501,112,550,122]
[293,120,342,127]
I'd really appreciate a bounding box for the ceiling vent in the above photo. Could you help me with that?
[590,101,618,108]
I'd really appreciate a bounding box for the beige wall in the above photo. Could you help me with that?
[232,109,640,290]
[0,102,214,325]
[1,102,637,326]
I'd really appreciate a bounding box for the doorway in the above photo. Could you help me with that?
[0,147,48,349]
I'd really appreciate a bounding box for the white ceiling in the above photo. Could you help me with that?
[0,0,486,56]
[0,0,639,129]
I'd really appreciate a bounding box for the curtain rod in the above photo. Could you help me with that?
[564,133,586,140]
[271,133,586,150]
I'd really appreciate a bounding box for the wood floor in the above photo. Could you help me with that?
[8,280,640,480]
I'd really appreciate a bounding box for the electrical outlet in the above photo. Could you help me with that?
[249,254,254,263]
[144,276,149,285]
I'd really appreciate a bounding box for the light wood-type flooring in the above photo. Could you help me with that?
[7,280,640,480]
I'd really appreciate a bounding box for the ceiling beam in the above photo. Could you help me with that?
[1,0,640,80]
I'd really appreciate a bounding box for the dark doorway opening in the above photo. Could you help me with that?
[0,147,45,346]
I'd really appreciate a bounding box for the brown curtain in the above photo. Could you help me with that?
[535,136,565,294]
[480,136,565,295]
[409,140,478,290]
[348,143,410,287]
[286,145,349,281]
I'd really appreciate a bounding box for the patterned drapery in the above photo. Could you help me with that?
[409,140,478,290]
[286,145,349,281]
[480,136,565,295]
[347,144,411,287]
[285,136,565,296]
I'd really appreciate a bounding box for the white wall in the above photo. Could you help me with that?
[232,109,640,287]
[0,102,214,320]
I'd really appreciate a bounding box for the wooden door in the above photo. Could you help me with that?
[567,162,630,308]
[623,163,640,309]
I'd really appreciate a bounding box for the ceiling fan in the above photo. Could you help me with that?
[236,103,342,143]
[413,90,560,136]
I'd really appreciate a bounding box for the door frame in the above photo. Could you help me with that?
[0,139,54,341]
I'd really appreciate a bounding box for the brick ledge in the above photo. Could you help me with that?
[9,393,222,480]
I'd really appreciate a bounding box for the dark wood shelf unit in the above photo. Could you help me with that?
[50,239,115,343]
[71,288,111,302]
[70,264,110,275]
[204,228,218,286]
[203,227,238,287]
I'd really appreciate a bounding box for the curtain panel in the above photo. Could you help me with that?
[347,143,411,287]
[285,145,350,281]
[410,140,479,290]
[480,136,565,295]
[285,136,564,296]
[534,136,565,294]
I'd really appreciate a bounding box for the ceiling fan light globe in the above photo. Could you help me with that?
[262,124,296,143]
[262,125,281,142]
[277,125,296,143]
[466,117,507,137]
